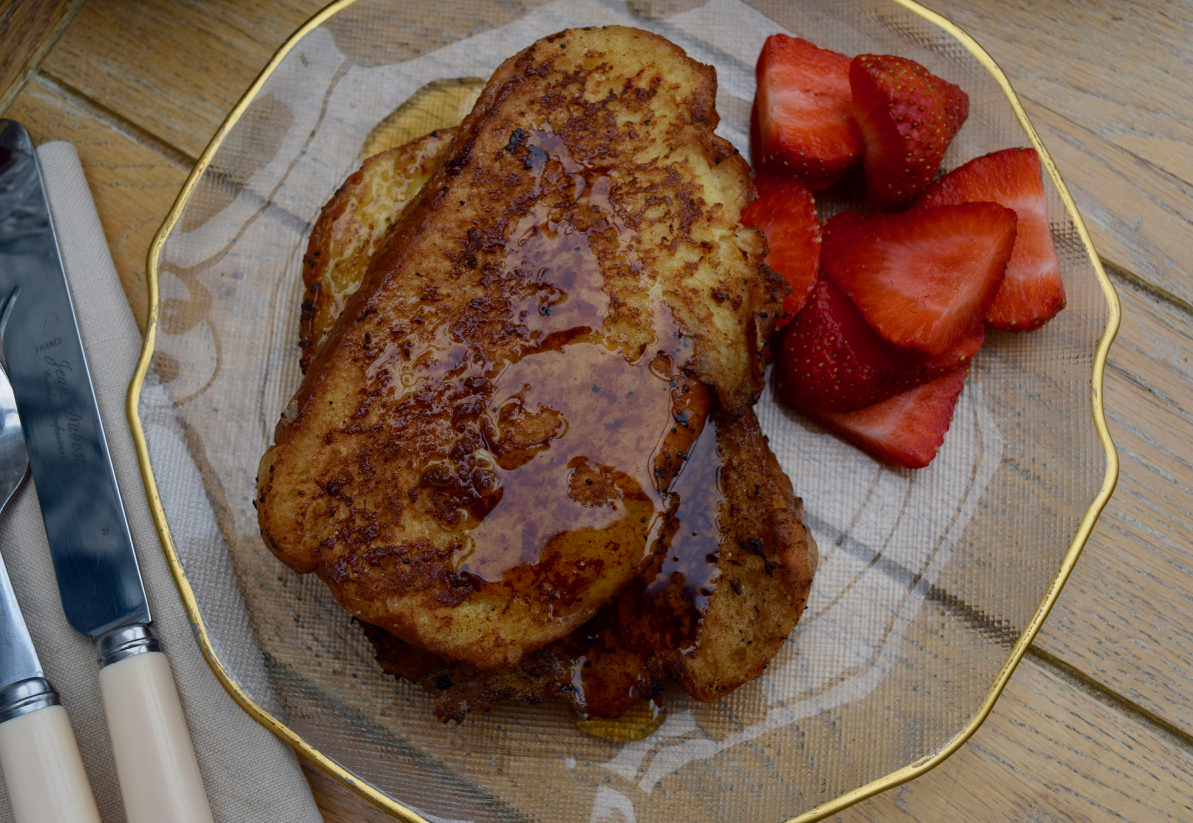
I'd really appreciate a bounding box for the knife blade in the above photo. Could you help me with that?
[0,123,149,644]
[0,359,102,823]
[0,119,213,823]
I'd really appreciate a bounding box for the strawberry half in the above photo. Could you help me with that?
[822,204,1016,355]
[777,274,983,411]
[792,367,969,469]
[915,147,1066,331]
[850,54,970,205]
[742,173,821,327]
[753,34,861,190]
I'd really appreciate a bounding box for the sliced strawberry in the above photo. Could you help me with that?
[777,275,895,411]
[777,274,983,411]
[915,147,1066,331]
[753,35,861,190]
[822,204,1016,355]
[742,174,821,327]
[917,321,984,375]
[850,54,970,205]
[792,367,969,469]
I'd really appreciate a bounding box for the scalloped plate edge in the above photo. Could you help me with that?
[126,1,1121,820]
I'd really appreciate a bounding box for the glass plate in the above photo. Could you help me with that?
[134,0,1118,820]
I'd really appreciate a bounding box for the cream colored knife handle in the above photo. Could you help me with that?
[0,704,102,823]
[99,651,214,823]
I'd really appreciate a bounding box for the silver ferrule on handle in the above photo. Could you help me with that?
[96,623,161,668]
[0,677,59,723]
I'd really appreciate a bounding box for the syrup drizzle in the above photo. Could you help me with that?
[649,409,726,635]
[361,127,703,598]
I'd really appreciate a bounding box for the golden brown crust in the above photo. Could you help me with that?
[259,27,792,673]
[300,128,458,372]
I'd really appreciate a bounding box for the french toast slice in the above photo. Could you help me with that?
[258,26,787,669]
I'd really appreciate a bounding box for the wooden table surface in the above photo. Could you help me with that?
[3,0,1191,820]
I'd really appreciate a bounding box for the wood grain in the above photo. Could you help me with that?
[1032,275,1193,735]
[3,76,189,329]
[836,658,1193,822]
[0,0,81,112]
[41,0,326,159]
[929,0,1193,303]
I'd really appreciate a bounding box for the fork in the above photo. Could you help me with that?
[0,362,102,823]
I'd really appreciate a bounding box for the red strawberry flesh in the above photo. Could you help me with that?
[822,204,1016,355]
[777,274,983,412]
[850,54,970,205]
[741,173,821,327]
[753,35,861,190]
[792,367,969,469]
[915,147,1066,331]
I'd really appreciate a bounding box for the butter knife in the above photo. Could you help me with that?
[0,119,213,823]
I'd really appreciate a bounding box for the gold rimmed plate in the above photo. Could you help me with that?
[131,1,1119,820]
